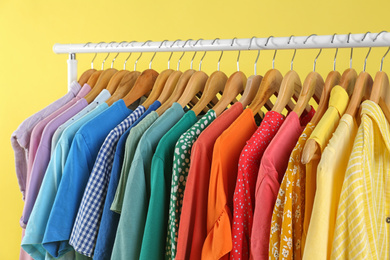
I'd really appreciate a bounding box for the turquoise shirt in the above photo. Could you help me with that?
[139,110,198,260]
[21,103,108,260]
[111,103,184,260]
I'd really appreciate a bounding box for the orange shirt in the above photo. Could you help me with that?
[201,108,258,259]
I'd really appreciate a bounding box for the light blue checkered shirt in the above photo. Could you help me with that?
[69,105,145,257]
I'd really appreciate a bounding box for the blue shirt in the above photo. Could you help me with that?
[111,102,184,260]
[93,100,161,260]
[21,103,108,260]
[42,100,132,258]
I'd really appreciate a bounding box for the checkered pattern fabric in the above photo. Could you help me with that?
[69,106,145,257]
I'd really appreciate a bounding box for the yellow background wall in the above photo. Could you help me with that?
[1,0,389,258]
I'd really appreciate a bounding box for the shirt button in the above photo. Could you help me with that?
[386,217,390,223]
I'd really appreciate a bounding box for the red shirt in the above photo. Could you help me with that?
[176,103,243,260]
[231,111,285,260]
[251,108,315,260]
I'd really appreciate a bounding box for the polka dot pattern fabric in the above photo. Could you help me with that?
[231,111,285,259]
[166,110,216,259]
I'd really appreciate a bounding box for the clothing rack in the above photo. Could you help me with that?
[53,32,390,89]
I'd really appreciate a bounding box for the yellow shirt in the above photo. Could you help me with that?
[269,123,315,260]
[303,86,349,249]
[302,114,357,260]
[331,101,390,260]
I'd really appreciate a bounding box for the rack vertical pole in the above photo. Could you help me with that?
[67,53,78,90]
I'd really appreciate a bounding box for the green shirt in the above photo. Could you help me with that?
[166,109,217,259]
[139,110,198,260]
[110,112,159,213]
[111,103,184,260]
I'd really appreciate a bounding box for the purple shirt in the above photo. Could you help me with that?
[20,84,91,228]
[27,84,90,184]
[11,81,81,200]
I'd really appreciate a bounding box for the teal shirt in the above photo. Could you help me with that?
[111,103,184,260]
[21,103,108,260]
[111,111,159,214]
[139,111,198,260]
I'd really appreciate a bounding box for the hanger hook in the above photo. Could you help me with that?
[191,39,203,70]
[123,41,137,70]
[177,39,192,70]
[148,40,167,69]
[363,47,371,72]
[231,37,240,71]
[288,35,296,70]
[362,32,372,72]
[373,31,390,71]
[213,38,223,71]
[134,40,151,71]
[249,36,260,75]
[101,41,116,70]
[380,47,390,72]
[331,33,338,71]
[199,38,219,71]
[83,42,94,69]
[265,36,277,69]
[111,41,127,68]
[167,39,181,70]
[91,42,104,69]
[303,34,321,71]
[373,30,388,42]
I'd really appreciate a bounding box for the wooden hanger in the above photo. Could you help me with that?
[157,71,183,103]
[309,70,341,125]
[238,74,262,108]
[293,71,324,117]
[176,71,208,109]
[212,71,246,116]
[141,69,174,109]
[272,70,301,114]
[191,71,228,116]
[339,68,357,96]
[156,69,195,115]
[237,39,267,110]
[122,69,159,107]
[300,70,340,164]
[271,42,302,115]
[370,71,390,122]
[248,69,283,116]
[105,70,130,94]
[106,71,140,106]
[86,70,103,88]
[78,69,97,86]
[345,71,373,118]
[84,68,118,103]
[212,40,247,116]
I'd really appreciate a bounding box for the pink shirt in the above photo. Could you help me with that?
[11,81,81,200]
[20,84,91,228]
[251,109,315,260]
